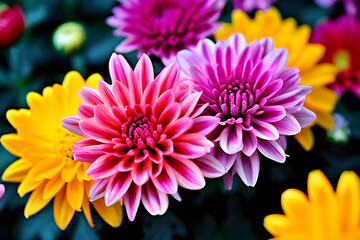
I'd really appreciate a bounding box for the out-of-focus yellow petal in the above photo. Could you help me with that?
[86,73,103,89]
[2,159,33,182]
[305,87,338,113]
[294,128,314,151]
[66,179,84,211]
[308,170,336,204]
[92,199,123,228]
[294,44,325,72]
[264,214,289,237]
[82,182,94,228]
[300,63,337,87]
[336,171,360,232]
[313,110,334,130]
[24,182,51,218]
[53,188,75,230]
[43,175,65,199]
[281,189,309,217]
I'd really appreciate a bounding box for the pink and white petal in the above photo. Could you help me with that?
[80,118,120,143]
[86,154,120,179]
[78,87,102,106]
[193,154,225,178]
[219,125,243,154]
[61,115,84,136]
[251,118,279,140]
[171,192,182,202]
[112,81,130,107]
[223,171,234,190]
[94,104,122,130]
[131,159,151,186]
[109,53,134,86]
[158,103,182,127]
[167,156,205,190]
[151,162,178,194]
[177,50,203,78]
[153,90,176,119]
[195,38,216,65]
[105,172,133,206]
[212,144,237,172]
[256,106,286,123]
[259,37,275,56]
[172,134,213,159]
[123,183,142,221]
[77,104,95,119]
[233,152,260,187]
[134,53,154,92]
[271,114,301,135]
[257,139,286,163]
[163,118,193,139]
[262,48,288,75]
[89,178,109,201]
[179,92,202,117]
[188,116,220,136]
[141,182,169,216]
[276,135,287,151]
[292,107,317,128]
[156,63,180,96]
[98,80,118,108]
[241,130,258,156]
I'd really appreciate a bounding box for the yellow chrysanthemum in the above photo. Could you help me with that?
[264,170,360,240]
[214,7,338,151]
[0,71,123,230]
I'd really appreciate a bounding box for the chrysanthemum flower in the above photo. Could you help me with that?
[106,0,225,65]
[62,53,224,221]
[1,72,122,230]
[264,170,360,240]
[311,14,360,99]
[232,0,276,12]
[177,33,315,188]
[214,7,338,151]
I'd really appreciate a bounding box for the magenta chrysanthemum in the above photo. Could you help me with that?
[61,53,224,221]
[311,15,360,98]
[106,0,225,65]
[177,33,316,188]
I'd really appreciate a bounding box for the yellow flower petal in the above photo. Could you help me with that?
[24,181,52,218]
[92,199,123,228]
[336,171,360,233]
[28,157,65,181]
[0,133,28,157]
[66,178,84,211]
[294,128,314,151]
[53,188,75,230]
[61,161,81,182]
[308,170,336,204]
[312,110,334,130]
[43,175,65,199]
[264,214,289,237]
[300,63,337,87]
[85,73,103,88]
[2,159,33,182]
[18,175,44,197]
[82,182,94,228]
[305,87,338,113]
[281,189,309,217]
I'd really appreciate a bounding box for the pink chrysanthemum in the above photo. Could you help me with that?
[106,0,225,65]
[177,33,316,188]
[311,15,360,98]
[232,0,276,12]
[62,53,224,221]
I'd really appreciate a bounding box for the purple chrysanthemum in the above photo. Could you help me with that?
[177,33,316,188]
[106,0,225,65]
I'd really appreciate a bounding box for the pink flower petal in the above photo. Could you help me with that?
[172,134,213,159]
[123,183,142,221]
[86,154,120,179]
[80,117,121,143]
[223,171,234,190]
[211,143,237,172]
[163,118,193,139]
[193,154,226,178]
[158,103,182,127]
[251,118,279,140]
[89,178,109,201]
[109,53,133,87]
[167,156,205,190]
[188,116,220,136]
[131,159,151,186]
[78,87,102,106]
[78,104,95,119]
[61,115,83,136]
[141,181,169,216]
[134,53,154,93]
[233,152,260,187]
[105,172,132,206]
[256,106,286,123]
[219,125,243,155]
[151,162,178,194]
[98,80,118,108]
[271,114,301,135]
[257,139,286,163]
[241,130,258,156]
[292,107,316,128]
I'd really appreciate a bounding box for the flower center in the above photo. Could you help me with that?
[55,128,84,162]
[216,76,263,125]
[333,50,350,71]
[121,111,163,149]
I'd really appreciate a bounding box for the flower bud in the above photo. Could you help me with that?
[0,4,26,48]
[52,21,85,56]
[327,113,351,144]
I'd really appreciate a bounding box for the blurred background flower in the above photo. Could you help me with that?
[52,21,85,56]
[0,4,25,48]
[264,170,360,240]
[106,0,225,65]
[232,0,277,12]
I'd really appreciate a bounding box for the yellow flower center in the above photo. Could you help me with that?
[333,50,350,71]
[55,127,83,162]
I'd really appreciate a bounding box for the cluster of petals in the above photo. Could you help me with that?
[106,0,225,65]
[214,8,337,151]
[177,33,316,188]
[62,53,224,221]
[232,0,276,12]
[264,170,360,240]
[0,72,122,230]
[311,14,360,99]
